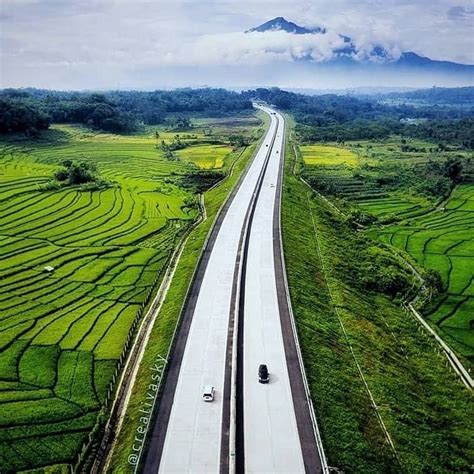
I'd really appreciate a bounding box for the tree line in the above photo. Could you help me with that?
[0,88,253,135]
[245,88,474,149]
[379,86,474,106]
[0,98,50,136]
[1,86,473,147]
[295,118,474,149]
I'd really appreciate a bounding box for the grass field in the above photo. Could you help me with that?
[284,136,474,472]
[375,184,474,363]
[0,116,261,472]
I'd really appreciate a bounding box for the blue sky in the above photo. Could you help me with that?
[1,0,473,89]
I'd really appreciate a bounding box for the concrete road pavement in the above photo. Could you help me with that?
[142,106,324,474]
[154,109,278,473]
[242,111,306,473]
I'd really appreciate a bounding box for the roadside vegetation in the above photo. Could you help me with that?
[0,112,263,472]
[282,133,474,472]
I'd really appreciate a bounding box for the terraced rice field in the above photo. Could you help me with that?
[302,160,431,220]
[300,145,359,166]
[356,195,432,218]
[0,124,237,471]
[301,141,438,220]
[301,139,473,365]
[376,185,474,363]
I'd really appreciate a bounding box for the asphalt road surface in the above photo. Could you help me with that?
[143,106,322,473]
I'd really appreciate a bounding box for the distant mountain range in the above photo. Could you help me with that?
[245,17,474,81]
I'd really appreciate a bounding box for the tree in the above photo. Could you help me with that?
[0,99,50,135]
[91,104,115,127]
[229,134,249,148]
[443,158,463,183]
[54,161,98,185]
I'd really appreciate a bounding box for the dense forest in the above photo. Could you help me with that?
[247,88,474,148]
[1,87,473,148]
[247,87,474,121]
[0,98,50,136]
[0,88,253,134]
[294,118,474,148]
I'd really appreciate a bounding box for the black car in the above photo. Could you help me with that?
[258,364,269,384]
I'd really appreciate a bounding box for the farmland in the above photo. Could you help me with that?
[376,184,474,363]
[0,115,261,472]
[300,138,446,221]
[299,138,474,367]
[284,134,474,472]
[177,144,230,169]
[300,144,359,166]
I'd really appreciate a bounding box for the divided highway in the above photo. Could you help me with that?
[142,106,324,473]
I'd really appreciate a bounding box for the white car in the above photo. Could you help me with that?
[202,385,215,402]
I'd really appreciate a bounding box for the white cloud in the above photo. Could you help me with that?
[148,30,401,67]
[0,0,473,88]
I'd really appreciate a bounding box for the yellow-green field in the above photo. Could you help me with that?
[0,117,257,472]
[63,124,206,144]
[300,145,359,166]
[177,144,231,169]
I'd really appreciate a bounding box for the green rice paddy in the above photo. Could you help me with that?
[376,184,474,362]
[0,120,252,471]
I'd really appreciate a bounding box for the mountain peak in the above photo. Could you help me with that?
[246,17,326,35]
